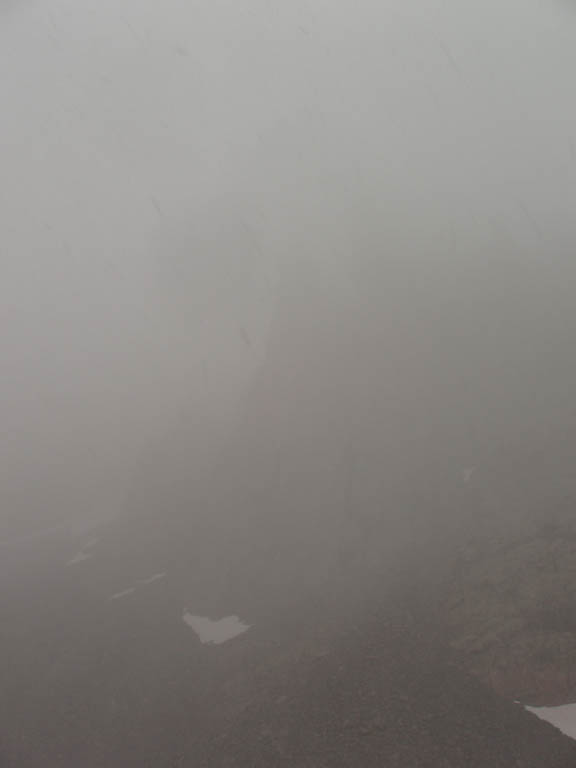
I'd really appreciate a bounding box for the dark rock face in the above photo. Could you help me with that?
[199,620,576,767]
[440,519,576,706]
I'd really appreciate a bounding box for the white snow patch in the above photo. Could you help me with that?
[66,537,99,566]
[527,704,576,740]
[139,573,166,585]
[107,573,166,602]
[182,613,250,645]
[110,587,137,600]
[67,550,93,566]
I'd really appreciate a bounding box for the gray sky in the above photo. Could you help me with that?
[2,0,576,535]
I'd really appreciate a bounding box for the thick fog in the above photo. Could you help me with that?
[2,0,576,546]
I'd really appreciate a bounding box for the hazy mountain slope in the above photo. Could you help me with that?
[440,516,576,706]
[201,618,576,768]
[3,476,576,766]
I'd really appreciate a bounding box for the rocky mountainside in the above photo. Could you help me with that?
[439,515,576,706]
[5,411,576,765]
[5,496,576,767]
[198,615,576,767]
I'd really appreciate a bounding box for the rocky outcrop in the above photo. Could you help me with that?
[440,517,576,706]
[199,618,576,767]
